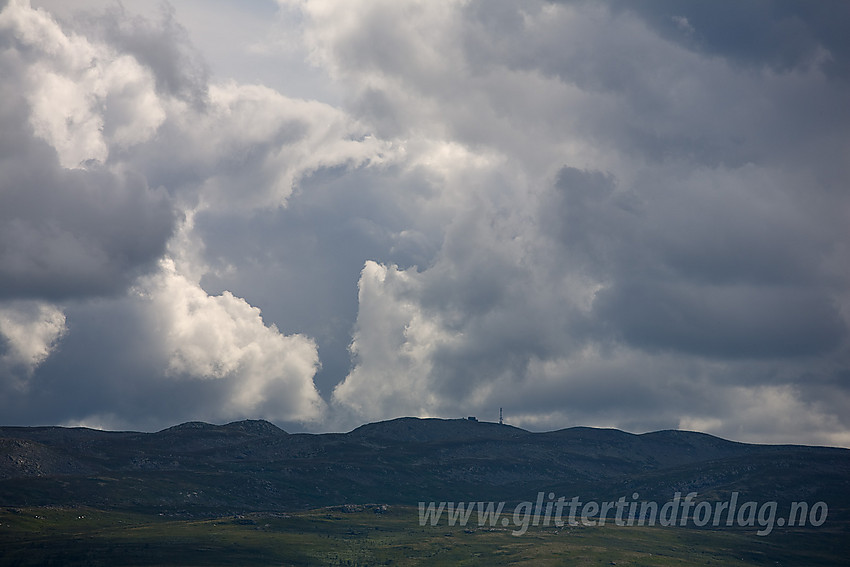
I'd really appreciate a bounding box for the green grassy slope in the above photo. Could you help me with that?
[0,505,847,567]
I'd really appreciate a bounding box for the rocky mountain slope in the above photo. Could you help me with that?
[1,418,848,518]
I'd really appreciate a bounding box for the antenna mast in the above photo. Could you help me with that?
[499,407,503,425]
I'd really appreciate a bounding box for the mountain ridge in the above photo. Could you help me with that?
[2,417,848,517]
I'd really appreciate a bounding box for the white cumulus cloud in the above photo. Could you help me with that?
[0,301,66,380]
[137,256,326,423]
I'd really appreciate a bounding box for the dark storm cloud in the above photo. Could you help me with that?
[1,1,329,429]
[543,166,633,277]
[458,0,850,171]
[289,0,850,443]
[0,278,323,432]
[0,297,239,430]
[616,0,850,79]
[0,298,162,426]
[71,2,209,104]
[0,62,176,300]
[3,0,849,445]
[546,166,848,359]
[594,282,845,358]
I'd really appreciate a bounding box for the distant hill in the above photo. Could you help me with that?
[348,416,528,443]
[1,418,848,518]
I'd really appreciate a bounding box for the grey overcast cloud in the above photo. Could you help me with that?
[1,0,849,446]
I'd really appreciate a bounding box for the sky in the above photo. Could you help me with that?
[1,0,849,446]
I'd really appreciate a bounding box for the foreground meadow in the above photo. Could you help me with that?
[1,505,847,566]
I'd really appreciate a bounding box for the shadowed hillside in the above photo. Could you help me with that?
[1,418,848,520]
